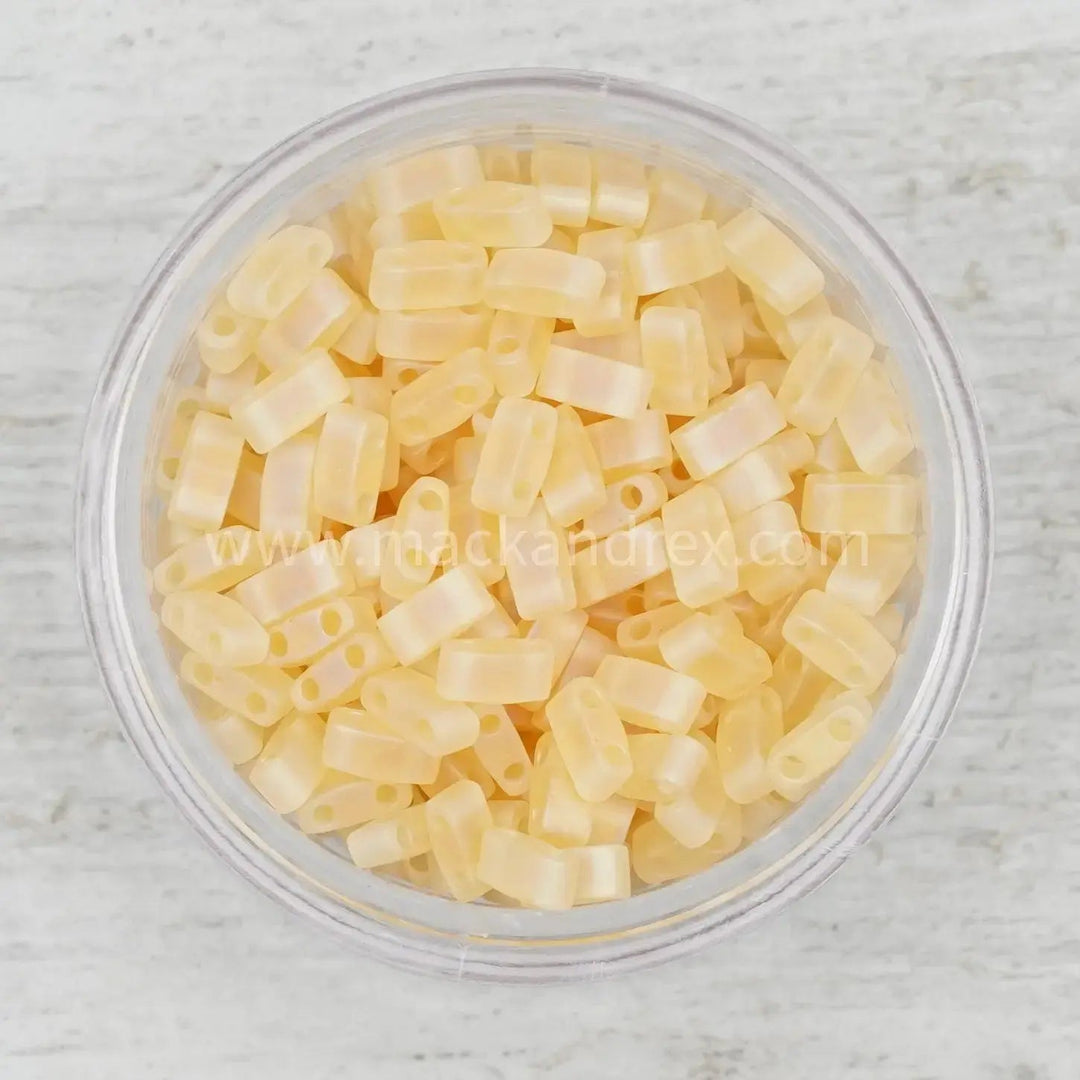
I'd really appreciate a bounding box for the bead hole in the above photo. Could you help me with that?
[300,679,319,701]
[503,762,526,782]
[494,336,519,355]
[268,631,288,656]
[620,484,644,511]
[417,490,444,512]
[320,608,343,636]
[245,692,266,714]
[312,804,334,824]
[375,783,398,804]
[779,755,805,780]
[344,644,369,669]
[479,713,502,735]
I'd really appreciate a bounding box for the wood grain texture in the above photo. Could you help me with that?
[2,0,1078,1077]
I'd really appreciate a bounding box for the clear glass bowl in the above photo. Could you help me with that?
[75,69,992,982]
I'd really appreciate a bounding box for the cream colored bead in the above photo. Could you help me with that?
[180,652,294,727]
[226,226,334,320]
[368,204,443,250]
[230,539,353,625]
[570,843,632,904]
[801,472,920,535]
[248,712,326,813]
[420,748,497,801]
[501,502,577,620]
[536,344,653,420]
[296,773,413,834]
[376,564,495,665]
[732,501,804,580]
[166,412,245,531]
[571,473,668,547]
[230,349,349,454]
[738,537,814,607]
[619,733,709,801]
[366,144,484,216]
[836,359,915,474]
[554,626,618,696]
[202,710,265,766]
[255,268,361,369]
[639,306,710,416]
[445,482,503,586]
[542,228,576,253]
[347,376,391,418]
[153,525,267,595]
[643,285,733,398]
[470,706,532,796]
[347,804,431,868]
[519,609,588,706]
[156,390,220,495]
[654,751,740,849]
[196,299,262,374]
[481,143,524,183]
[382,358,438,394]
[478,827,578,910]
[222,450,261,529]
[486,310,554,398]
[585,589,646,637]
[670,382,785,480]
[375,305,491,362]
[595,654,706,735]
[489,798,529,830]
[389,346,494,447]
[708,444,793,519]
[451,434,483,483]
[766,427,815,473]
[627,220,723,295]
[573,226,637,337]
[435,639,555,704]
[743,356,789,396]
[696,269,745,358]
[660,482,739,607]
[161,590,269,667]
[826,535,916,616]
[572,518,670,607]
[291,629,396,713]
[807,423,858,474]
[714,685,784,803]
[615,601,692,662]
[659,613,771,700]
[259,431,320,541]
[204,357,260,413]
[767,642,834,731]
[360,667,479,756]
[590,150,649,228]
[871,602,906,645]
[552,326,642,366]
[434,181,552,247]
[782,589,896,695]
[470,397,558,517]
[756,292,832,360]
[527,744,593,847]
[483,248,605,319]
[311,404,388,527]
[766,689,872,800]
[368,241,487,311]
[587,796,636,845]
[641,168,707,233]
[425,779,493,901]
[717,209,825,316]
[340,519,393,587]
[324,707,440,784]
[332,306,378,366]
[587,411,673,482]
[530,142,592,227]
[264,597,366,667]
[630,817,740,885]
[541,404,607,527]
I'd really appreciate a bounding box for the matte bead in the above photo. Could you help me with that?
[311,404,388,527]
[361,667,480,756]
[836,359,915,474]
[501,503,577,620]
[324,707,440,784]
[367,204,443,250]
[379,476,450,599]
[767,427,815,473]
[732,499,803,569]
[661,482,739,607]
[153,525,268,595]
[161,590,270,667]
[434,181,553,247]
[166,411,245,531]
[259,431,319,542]
[619,733,709,802]
[483,248,605,319]
[248,712,326,813]
[481,144,524,183]
[743,356,789,396]
[587,796,637,845]
[296,773,413,834]
[767,642,835,731]
[696,269,745,358]
[573,227,638,337]
[585,589,646,637]
[389,346,494,446]
[291,629,396,713]
[226,225,334,320]
[590,150,649,228]
[347,376,391,417]
[489,798,529,831]
[708,444,793,518]
[570,472,668,547]
[595,654,706,735]
[419,748,497,801]
[630,818,740,885]
[341,519,393,587]
[536,344,653,419]
[659,612,771,700]
[826,535,917,616]
[570,844,632,904]
[196,299,262,374]
[871,603,906,645]
[641,168,707,233]
[204,357,260,412]
[487,310,555,398]
[527,743,593,848]
[540,404,607,527]
[346,804,431,868]
[554,626,618,696]
[530,142,592,227]
[436,639,555,704]
[572,519,670,607]
[202,710,265,766]
[471,397,558,517]
[615,601,693,662]
[587,411,673,482]
[552,326,642,366]
[639,306,710,415]
[255,268,361,369]
[265,597,369,667]
[740,792,789,841]
[756,292,832,360]
[654,750,740,849]
[369,240,487,311]
[470,706,532,796]
[180,652,294,727]
[519,609,588,706]
[425,779,494,901]
[801,472,920,535]
[375,305,491,362]
[477,827,579,909]
[332,306,378,366]
[366,144,484,216]
[446,482,503,585]
[627,220,723,294]
[714,685,785,803]
[230,539,354,625]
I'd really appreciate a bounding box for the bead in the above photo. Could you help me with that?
[312,404,388,527]
[483,248,605,320]
[366,143,484,216]
[478,827,578,910]
[291,629,396,713]
[619,733,709,802]
[630,817,740,885]
[331,306,378,366]
[767,427,815,473]
[347,376,391,417]
[202,710,265,765]
[767,643,834,731]
[519,609,588,705]
[152,525,267,595]
[434,180,552,247]
[670,382,785,480]
[376,564,495,665]
[766,690,872,800]
[587,796,636,845]
[801,472,920,535]
[230,539,354,625]
[360,667,479,755]
[259,431,319,542]
[654,751,740,849]
[196,299,261,374]
[546,677,633,803]
[552,326,642,366]
[871,602,906,645]
[222,453,262,528]
[346,804,431,868]
[708,444,793,519]
[446,482,503,585]
[541,404,607,527]
[248,712,326,813]
[341,519,393,587]
[367,204,443,249]
[204,357,259,413]
[166,411,245,531]
[435,639,555,705]
[530,142,592,227]
[542,228,576,253]
[296,773,413,834]
[587,411,673,482]
[743,356,789,396]
[255,268,361,369]
[826,535,916,616]
[389,346,494,446]
[487,310,555,398]
[536,343,654,420]
[420,748,497,800]
[782,589,896,694]
[756,292,832,360]
[641,168,707,233]
[470,397,558,517]
[615,601,693,662]
[714,685,784,802]
[481,144,524,183]
[732,499,803,568]
[696,269,744,358]
[226,225,334,320]
[590,150,649,228]
[554,626,618,696]
[324,707,440,784]
[180,652,294,727]
[595,654,706,735]
[717,209,825,316]
[836,359,915,474]
[368,240,487,311]
[570,472,668,547]
[639,306,710,416]
[161,590,269,667]
[230,349,349,454]
[661,482,739,607]
[489,799,529,830]
[586,588,646,636]
[572,519,670,607]
[626,220,723,295]
[573,227,638,337]
[501,503,577,620]
[470,706,532,796]
[375,305,491,362]
[265,597,367,666]
[527,744,593,847]
[570,844,632,904]
[425,779,493,901]
[659,613,771,700]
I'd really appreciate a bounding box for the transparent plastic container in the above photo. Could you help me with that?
[75,69,992,982]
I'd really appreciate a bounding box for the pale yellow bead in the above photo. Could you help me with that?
[161,590,269,667]
[433,180,553,247]
[166,411,245,531]
[554,626,618,696]
[375,305,491,362]
[756,292,832,360]
[619,733,709,801]
[433,638,554,705]
[615,601,693,662]
[739,536,814,607]
[368,240,487,311]
[248,712,326,813]
[259,431,319,541]
[552,326,642,366]
[717,209,825,316]
[530,142,592,227]
[501,502,577,620]
[654,751,740,849]
[360,667,480,756]
[264,597,366,666]
[836,359,915,475]
[486,310,555,398]
[230,539,353,625]
[743,356,789,396]
[155,392,224,496]
[540,404,607,527]
[291,628,396,713]
[638,305,710,416]
[382,358,437,394]
[660,482,739,607]
[389,346,494,447]
[627,220,723,295]
[595,654,706,735]
[732,499,803,571]
[585,588,646,637]
[570,843,632,904]
[324,707,440,784]
[311,404,388,527]
[804,425,855,476]
[587,411,673,482]
[767,642,835,731]
[340,519,393,587]
[478,827,578,909]
[767,689,872,801]
[295,773,413,835]
[766,427,815,473]
[196,299,262,374]
[425,779,493,901]
[708,444,793,519]
[366,144,484,216]
[570,473,668,547]
[826,535,916,616]
[367,204,443,250]
[489,798,529,830]
[419,748,497,801]
[255,268,361,369]
[376,564,495,665]
[519,609,588,707]
[587,796,636,845]
[347,804,431,868]
[230,349,349,454]
[641,168,707,233]
[180,652,294,727]
[346,376,391,418]
[630,817,740,885]
[670,382,785,480]
[332,307,378,367]
[714,685,784,803]
[481,143,524,183]
[659,613,771,700]
[542,228,576,254]
[801,472,920,535]
[642,285,733,397]
[527,743,593,847]
[202,710,265,765]
[572,518,670,607]
[483,248,605,319]
[470,706,532,796]
[445,482,503,586]
[153,525,267,595]
[590,150,649,228]
[470,397,558,518]
[536,344,654,420]
[226,226,334,320]
[204,357,260,413]
[573,227,638,337]
[217,450,262,528]
[696,269,745,358]
[782,589,896,695]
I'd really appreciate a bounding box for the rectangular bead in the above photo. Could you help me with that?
[487,310,555,398]
[166,411,245,531]
[470,706,532,796]
[226,225,334,320]
[530,142,592,227]
[483,248,605,319]
[570,843,632,904]
[471,397,558,517]
[756,292,832,360]
[368,241,487,310]
[312,404,388,526]
[836,359,915,474]
[196,299,261,375]
[361,668,480,756]
[324,707,440,784]
[714,685,785,803]
[572,519,670,607]
[708,444,793,518]
[658,612,772,700]
[255,268,360,369]
[639,305,710,415]
[825,534,917,616]
[477,827,578,910]
[258,431,319,541]
[425,779,493,901]
[587,411,673,481]
[436,639,556,704]
[801,472,920,535]
[434,180,553,247]
[536,344,653,419]
[661,482,739,606]
[296,773,413,835]
[573,227,638,337]
[641,168,707,233]
[446,482,503,585]
[595,654,706,735]
[590,150,649,228]
[230,539,353,625]
[248,712,326,813]
[540,404,608,527]
[389,346,494,446]
[291,628,397,713]
[153,525,268,595]
[627,220,723,294]
[501,503,577,620]
[570,472,669,547]
[619,733,710,801]
[375,305,492,362]
[179,653,294,728]
[366,144,484,216]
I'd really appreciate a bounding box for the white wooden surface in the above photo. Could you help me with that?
[2,1,1078,1076]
